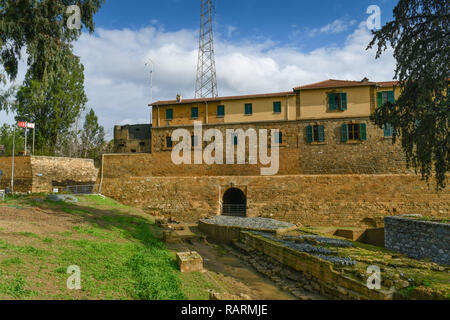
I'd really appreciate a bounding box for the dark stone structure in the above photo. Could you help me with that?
[113,124,152,154]
[385,216,450,265]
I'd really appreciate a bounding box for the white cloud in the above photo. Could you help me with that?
[307,19,358,37]
[1,21,395,135]
[226,25,237,38]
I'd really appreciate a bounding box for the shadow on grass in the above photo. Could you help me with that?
[2,195,186,300]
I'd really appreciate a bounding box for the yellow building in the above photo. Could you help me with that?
[150,78,400,128]
[151,91,297,127]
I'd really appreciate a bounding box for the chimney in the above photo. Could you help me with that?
[176,94,182,103]
[361,77,369,83]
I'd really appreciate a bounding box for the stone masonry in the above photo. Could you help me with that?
[385,216,450,265]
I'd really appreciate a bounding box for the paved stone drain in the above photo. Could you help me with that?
[253,232,357,266]
[201,216,296,231]
[229,242,327,300]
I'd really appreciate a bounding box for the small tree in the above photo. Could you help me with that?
[80,108,105,161]
[14,52,87,155]
[367,0,449,189]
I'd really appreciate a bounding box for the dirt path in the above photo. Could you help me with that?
[168,241,296,300]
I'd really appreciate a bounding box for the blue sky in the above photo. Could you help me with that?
[1,0,399,137]
[93,0,396,49]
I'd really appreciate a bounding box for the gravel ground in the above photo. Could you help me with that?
[201,216,296,231]
[283,235,354,248]
[46,194,78,203]
[253,232,357,266]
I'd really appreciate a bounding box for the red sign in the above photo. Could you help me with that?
[18,122,27,128]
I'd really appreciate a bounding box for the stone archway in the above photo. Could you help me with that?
[222,188,247,217]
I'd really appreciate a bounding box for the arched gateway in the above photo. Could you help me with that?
[222,188,247,217]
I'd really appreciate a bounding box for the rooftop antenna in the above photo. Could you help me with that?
[195,0,218,98]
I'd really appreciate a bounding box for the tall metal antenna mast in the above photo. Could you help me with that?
[195,0,218,98]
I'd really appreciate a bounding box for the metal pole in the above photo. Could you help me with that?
[24,125,27,156]
[32,126,35,155]
[11,125,15,193]
[145,59,154,153]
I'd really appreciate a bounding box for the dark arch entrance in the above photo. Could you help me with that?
[222,188,247,217]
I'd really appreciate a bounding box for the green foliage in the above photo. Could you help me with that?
[80,108,105,161]
[367,0,449,189]
[0,273,35,299]
[14,52,88,154]
[0,123,25,156]
[0,0,104,84]
[0,0,105,155]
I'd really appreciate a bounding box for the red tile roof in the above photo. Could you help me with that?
[150,91,296,106]
[293,79,378,90]
[377,81,400,87]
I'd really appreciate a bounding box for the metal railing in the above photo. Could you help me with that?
[61,185,98,195]
[222,204,247,217]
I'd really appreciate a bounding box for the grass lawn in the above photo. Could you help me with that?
[0,194,217,300]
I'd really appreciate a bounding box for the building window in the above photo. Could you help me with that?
[245,103,253,115]
[273,101,282,113]
[139,142,145,147]
[191,135,199,147]
[377,91,395,107]
[341,123,367,142]
[274,132,283,144]
[306,125,325,143]
[384,124,393,138]
[166,109,173,120]
[166,136,173,148]
[377,91,395,138]
[328,93,347,111]
[217,105,225,117]
[233,134,238,146]
[191,107,199,119]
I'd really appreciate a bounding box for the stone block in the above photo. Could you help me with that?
[176,251,203,273]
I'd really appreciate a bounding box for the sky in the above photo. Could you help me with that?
[0,0,399,139]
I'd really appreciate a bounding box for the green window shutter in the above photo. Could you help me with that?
[245,104,252,115]
[318,125,325,142]
[360,123,367,141]
[191,107,198,119]
[341,124,348,142]
[306,126,313,143]
[217,105,225,117]
[377,92,383,108]
[328,94,336,111]
[340,93,348,110]
[166,109,173,120]
[273,102,281,113]
[166,136,172,148]
[384,123,393,137]
[387,91,395,103]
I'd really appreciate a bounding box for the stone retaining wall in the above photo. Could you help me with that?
[0,156,98,193]
[238,231,390,300]
[100,174,450,227]
[385,216,450,265]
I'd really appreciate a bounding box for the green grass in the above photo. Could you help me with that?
[1,257,24,267]
[0,194,190,300]
[0,274,35,299]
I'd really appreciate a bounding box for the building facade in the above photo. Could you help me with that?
[150,79,401,159]
[113,124,152,154]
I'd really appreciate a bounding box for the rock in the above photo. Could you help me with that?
[176,251,203,273]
